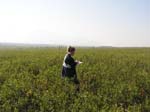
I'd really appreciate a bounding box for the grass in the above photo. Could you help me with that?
[0,47,150,112]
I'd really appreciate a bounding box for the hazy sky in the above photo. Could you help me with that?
[0,0,149,46]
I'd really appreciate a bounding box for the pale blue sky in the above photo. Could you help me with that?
[0,0,149,46]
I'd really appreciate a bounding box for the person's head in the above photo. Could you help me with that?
[67,46,76,56]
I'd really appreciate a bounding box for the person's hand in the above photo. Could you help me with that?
[75,60,83,65]
[75,60,79,64]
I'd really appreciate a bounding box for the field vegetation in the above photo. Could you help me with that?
[0,47,150,112]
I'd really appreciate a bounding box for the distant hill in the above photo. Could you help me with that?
[0,43,54,48]
[0,43,149,49]
[0,43,114,48]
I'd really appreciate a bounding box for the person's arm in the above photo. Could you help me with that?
[65,55,77,68]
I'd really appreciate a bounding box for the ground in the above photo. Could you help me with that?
[0,47,150,112]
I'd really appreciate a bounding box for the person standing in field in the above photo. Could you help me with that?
[61,46,80,91]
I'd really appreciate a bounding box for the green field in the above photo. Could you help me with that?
[0,48,150,112]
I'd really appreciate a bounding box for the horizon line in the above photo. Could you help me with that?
[0,42,150,48]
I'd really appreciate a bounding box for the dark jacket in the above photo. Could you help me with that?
[62,53,77,78]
